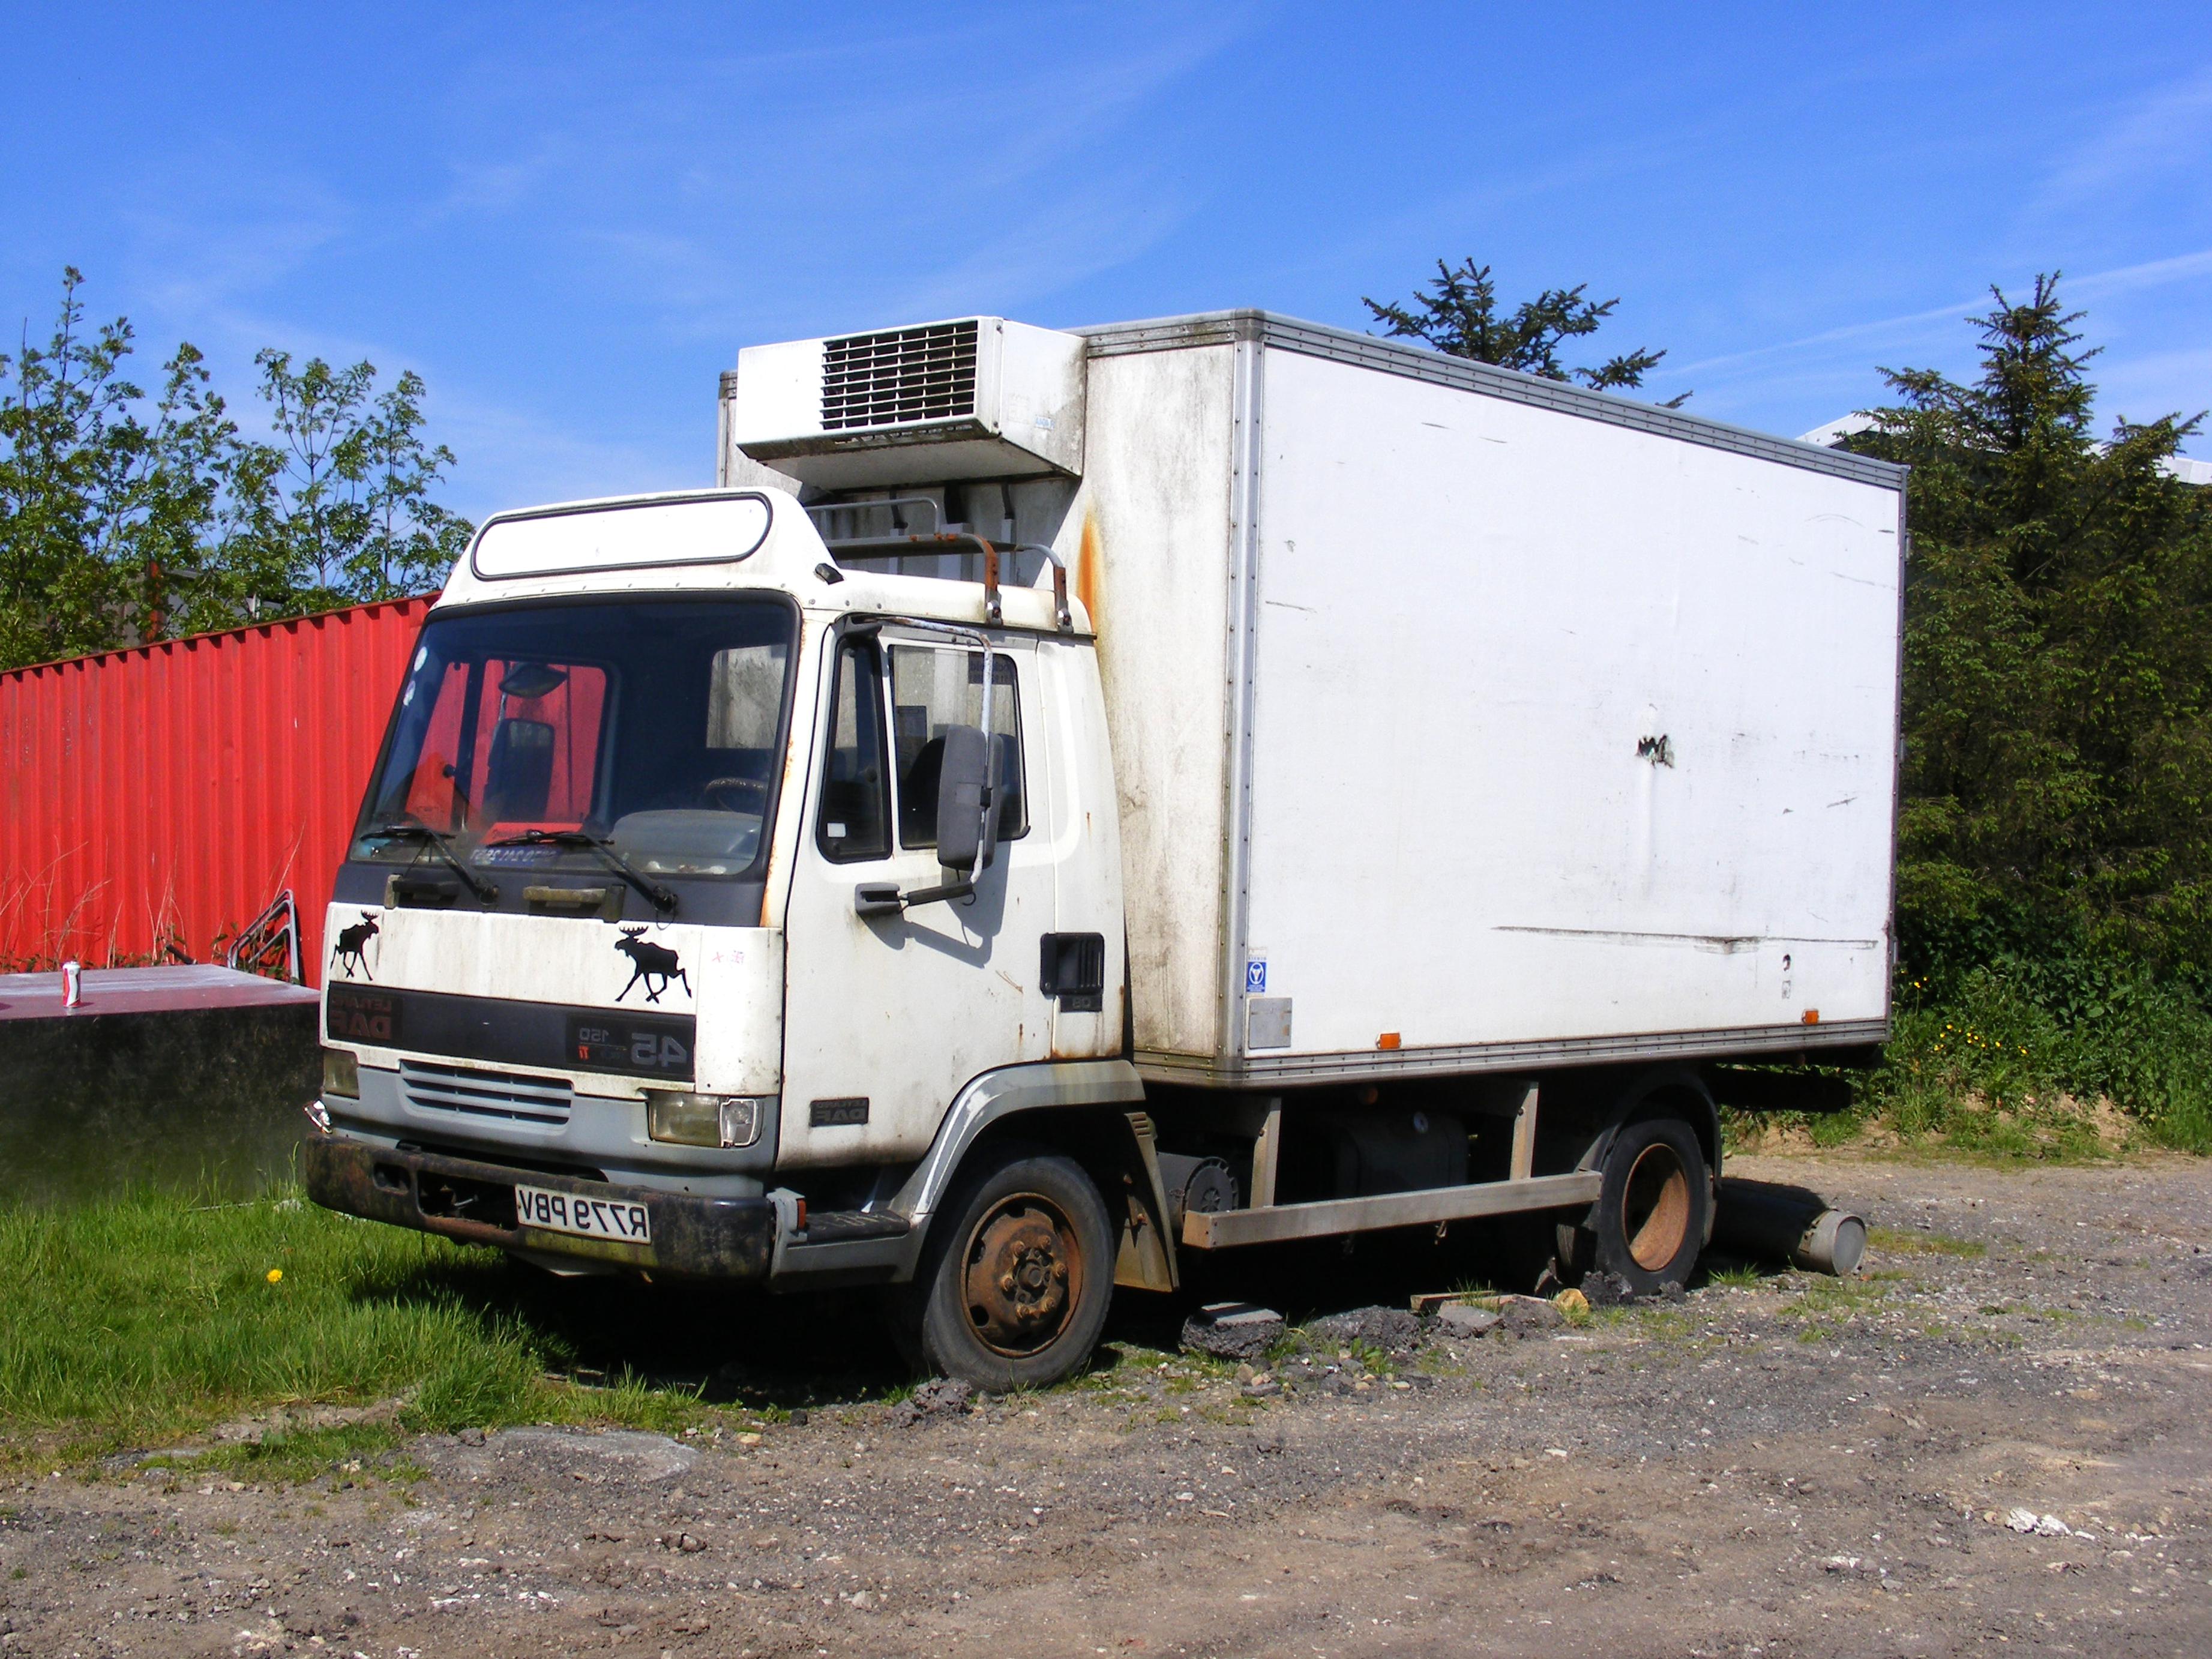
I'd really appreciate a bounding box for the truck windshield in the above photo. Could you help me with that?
[353,598,795,881]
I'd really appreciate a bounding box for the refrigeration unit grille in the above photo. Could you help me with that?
[820,321,979,430]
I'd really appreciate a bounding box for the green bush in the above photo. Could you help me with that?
[1850,954,2212,1155]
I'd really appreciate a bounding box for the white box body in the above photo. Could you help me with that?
[1057,315,1902,1084]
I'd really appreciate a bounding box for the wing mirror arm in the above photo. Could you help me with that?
[853,882,904,917]
[854,877,977,917]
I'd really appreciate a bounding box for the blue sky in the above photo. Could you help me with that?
[5,2,2208,518]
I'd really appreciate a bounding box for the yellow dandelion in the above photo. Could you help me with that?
[266,1269,283,1284]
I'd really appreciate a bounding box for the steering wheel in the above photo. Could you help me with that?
[702,775,769,811]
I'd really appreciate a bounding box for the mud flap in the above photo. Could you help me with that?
[1113,1109,1179,1293]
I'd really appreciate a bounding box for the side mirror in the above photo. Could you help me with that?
[934,723,996,875]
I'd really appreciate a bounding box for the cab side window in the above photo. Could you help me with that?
[890,646,1026,849]
[816,640,890,862]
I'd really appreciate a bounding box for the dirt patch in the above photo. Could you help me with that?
[2,1149,2208,1656]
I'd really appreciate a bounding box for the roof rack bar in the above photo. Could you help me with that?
[1014,544,1072,634]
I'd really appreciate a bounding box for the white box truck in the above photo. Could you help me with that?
[306,310,1905,1387]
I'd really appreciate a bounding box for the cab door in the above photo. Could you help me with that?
[778,625,1056,1168]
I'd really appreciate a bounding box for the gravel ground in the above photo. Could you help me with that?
[3,1149,2208,1658]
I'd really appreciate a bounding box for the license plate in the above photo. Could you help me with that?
[514,1185,652,1244]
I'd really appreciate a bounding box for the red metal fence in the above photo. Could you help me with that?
[1,597,433,986]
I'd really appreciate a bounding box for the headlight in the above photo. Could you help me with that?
[646,1092,763,1149]
[322,1047,360,1100]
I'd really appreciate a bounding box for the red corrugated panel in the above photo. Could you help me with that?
[0,596,435,986]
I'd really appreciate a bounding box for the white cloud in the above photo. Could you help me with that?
[1672,245,2212,434]
[873,170,1194,325]
[431,387,697,518]
[2041,63,2212,207]
[452,9,1244,342]
[112,151,356,318]
[2069,247,2212,301]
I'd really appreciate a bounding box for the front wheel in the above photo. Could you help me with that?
[889,1145,1114,1391]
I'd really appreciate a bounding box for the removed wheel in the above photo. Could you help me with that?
[891,1145,1114,1391]
[1578,1115,1711,1293]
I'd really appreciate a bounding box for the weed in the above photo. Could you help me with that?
[1347,1339,1392,1373]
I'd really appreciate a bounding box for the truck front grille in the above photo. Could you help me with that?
[821,320,978,430]
[400,1059,574,1127]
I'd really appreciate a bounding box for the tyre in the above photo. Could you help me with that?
[1578,1115,1711,1293]
[888,1145,1114,1391]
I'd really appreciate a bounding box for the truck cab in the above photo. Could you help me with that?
[309,487,1155,1387]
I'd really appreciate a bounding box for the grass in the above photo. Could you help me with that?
[0,1184,746,1472]
[1591,1306,1691,1341]
[1868,1225,1987,1259]
[1703,1261,1764,1289]
[1775,1269,1903,1344]
[137,1423,422,1488]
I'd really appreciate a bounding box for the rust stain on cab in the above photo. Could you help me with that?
[1076,514,1105,636]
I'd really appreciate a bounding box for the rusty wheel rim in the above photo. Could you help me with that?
[1623,1142,1691,1272]
[960,1192,1084,1358]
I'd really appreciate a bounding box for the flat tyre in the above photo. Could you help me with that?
[892,1145,1114,1391]
[1583,1115,1710,1293]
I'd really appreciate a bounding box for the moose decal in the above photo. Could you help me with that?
[331,912,380,980]
[615,927,691,1004]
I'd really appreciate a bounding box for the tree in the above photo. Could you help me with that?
[243,349,379,603]
[353,369,472,601]
[240,351,473,606]
[0,269,471,670]
[1848,274,2212,974]
[1363,256,1683,400]
[0,268,148,666]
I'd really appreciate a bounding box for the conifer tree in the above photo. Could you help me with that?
[1850,275,2212,974]
[1363,257,1683,401]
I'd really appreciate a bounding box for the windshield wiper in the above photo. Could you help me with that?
[485,829,679,915]
[360,820,500,904]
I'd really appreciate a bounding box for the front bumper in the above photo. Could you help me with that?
[302,1133,779,1279]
